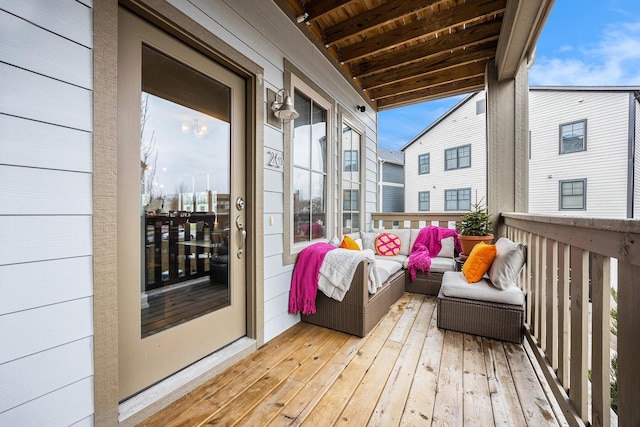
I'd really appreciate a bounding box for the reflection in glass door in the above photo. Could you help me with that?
[118,8,246,400]
[140,45,232,337]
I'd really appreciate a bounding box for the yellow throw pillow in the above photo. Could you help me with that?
[340,235,360,250]
[462,242,497,283]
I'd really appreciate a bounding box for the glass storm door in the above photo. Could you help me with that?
[117,8,246,400]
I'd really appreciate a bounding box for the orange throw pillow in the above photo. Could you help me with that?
[340,235,360,250]
[462,242,497,283]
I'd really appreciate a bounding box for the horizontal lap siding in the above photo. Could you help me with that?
[0,0,94,425]
[529,91,630,217]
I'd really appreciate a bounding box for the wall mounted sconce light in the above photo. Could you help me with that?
[356,105,366,112]
[271,88,299,122]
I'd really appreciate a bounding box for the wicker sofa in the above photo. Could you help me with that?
[362,227,459,296]
[300,227,458,337]
[301,259,405,337]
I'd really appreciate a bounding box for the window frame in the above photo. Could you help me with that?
[418,191,430,211]
[559,179,587,210]
[418,153,430,175]
[559,119,587,154]
[283,67,335,264]
[444,187,472,211]
[339,106,365,235]
[444,144,471,171]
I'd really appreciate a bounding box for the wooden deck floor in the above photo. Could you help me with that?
[138,293,564,426]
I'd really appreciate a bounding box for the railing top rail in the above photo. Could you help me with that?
[501,212,640,267]
[502,212,640,234]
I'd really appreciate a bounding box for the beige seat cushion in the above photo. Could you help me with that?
[375,259,403,284]
[441,271,525,305]
[375,254,407,265]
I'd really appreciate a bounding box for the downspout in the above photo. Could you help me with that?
[628,91,639,218]
[378,158,386,212]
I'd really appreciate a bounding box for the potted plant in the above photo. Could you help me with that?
[456,198,494,259]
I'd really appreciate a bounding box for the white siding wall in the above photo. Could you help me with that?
[0,0,94,426]
[168,0,379,342]
[403,92,487,212]
[529,90,630,218]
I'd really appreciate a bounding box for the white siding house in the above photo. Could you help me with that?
[401,87,640,219]
[529,87,640,218]
[402,92,487,213]
[0,0,378,425]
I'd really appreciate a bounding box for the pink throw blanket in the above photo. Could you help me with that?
[407,226,461,281]
[288,242,336,315]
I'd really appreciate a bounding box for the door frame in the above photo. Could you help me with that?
[92,1,263,424]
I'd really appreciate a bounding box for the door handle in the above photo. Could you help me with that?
[236,215,246,258]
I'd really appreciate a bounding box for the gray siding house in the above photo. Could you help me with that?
[378,147,405,213]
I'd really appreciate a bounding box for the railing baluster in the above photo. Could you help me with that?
[546,238,558,370]
[558,242,570,390]
[617,260,640,425]
[531,235,540,339]
[539,237,548,350]
[591,253,610,427]
[570,247,589,422]
[525,231,533,327]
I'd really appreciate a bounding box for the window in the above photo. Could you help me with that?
[418,153,430,174]
[476,99,486,115]
[560,120,586,154]
[292,89,329,243]
[418,191,430,211]
[445,145,471,170]
[445,188,471,211]
[343,149,359,172]
[560,179,586,210]
[341,122,362,233]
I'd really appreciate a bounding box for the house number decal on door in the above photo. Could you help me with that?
[267,150,284,169]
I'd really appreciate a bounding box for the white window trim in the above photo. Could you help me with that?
[338,106,365,236]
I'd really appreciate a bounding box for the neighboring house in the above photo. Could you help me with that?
[377,147,405,213]
[402,92,487,213]
[529,87,640,218]
[402,87,640,218]
[0,1,550,426]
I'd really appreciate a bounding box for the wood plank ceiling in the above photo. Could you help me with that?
[277,0,507,110]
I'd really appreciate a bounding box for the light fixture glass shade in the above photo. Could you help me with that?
[272,90,299,122]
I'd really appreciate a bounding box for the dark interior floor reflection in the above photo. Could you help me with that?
[141,276,229,337]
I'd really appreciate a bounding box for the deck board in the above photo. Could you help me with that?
[137,294,564,427]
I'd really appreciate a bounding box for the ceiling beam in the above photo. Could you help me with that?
[339,0,506,63]
[495,0,555,80]
[361,42,496,90]
[323,0,442,46]
[351,19,501,78]
[305,0,355,22]
[369,60,487,99]
[376,75,486,110]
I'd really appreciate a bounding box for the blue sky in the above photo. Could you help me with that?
[378,0,640,151]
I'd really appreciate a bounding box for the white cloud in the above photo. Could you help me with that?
[530,22,640,86]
